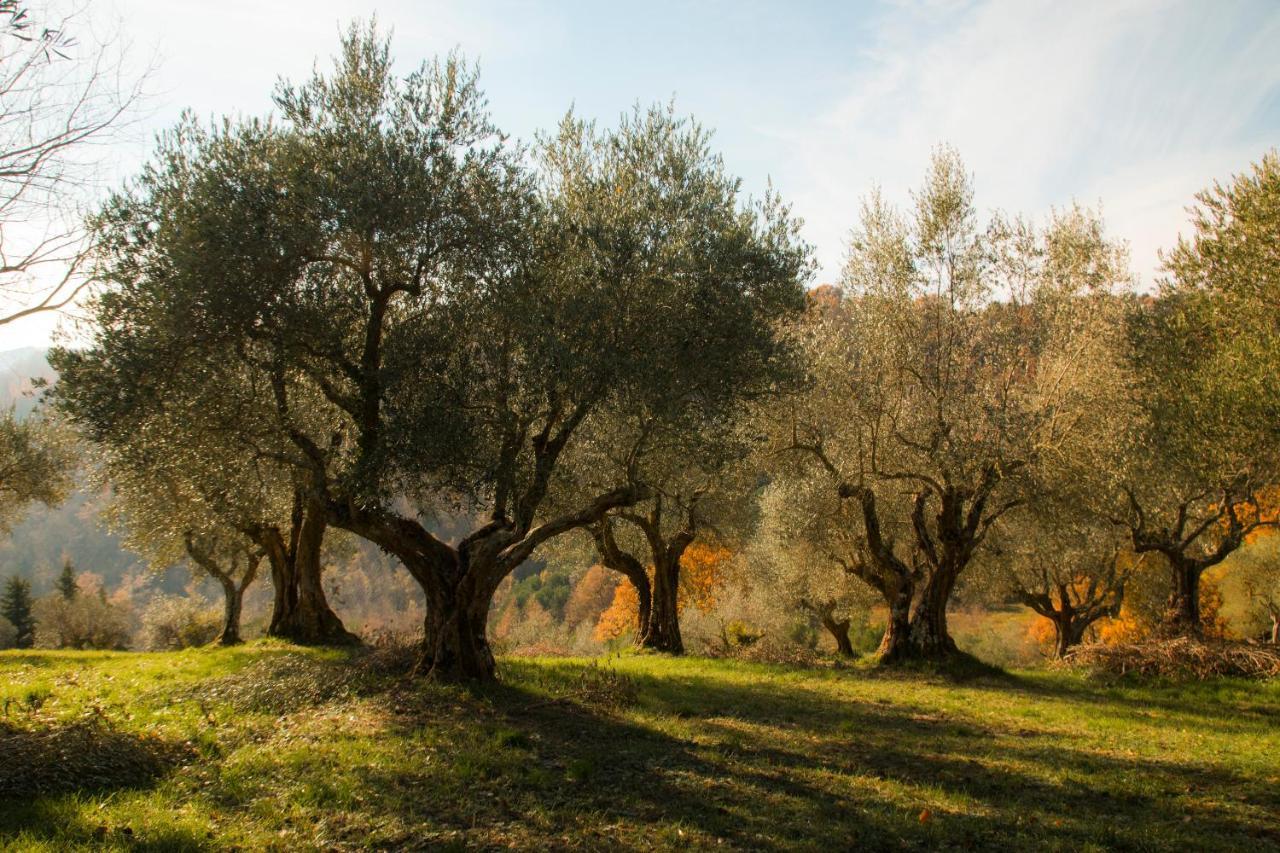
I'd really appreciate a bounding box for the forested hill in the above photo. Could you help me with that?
[0,347,147,594]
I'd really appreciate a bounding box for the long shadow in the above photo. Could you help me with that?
[333,663,1278,850]
[6,653,1275,850]
[952,666,1280,734]
[0,717,194,800]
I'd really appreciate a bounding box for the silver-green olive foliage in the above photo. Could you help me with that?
[0,413,74,533]
[1106,151,1280,631]
[770,148,1131,659]
[56,24,810,679]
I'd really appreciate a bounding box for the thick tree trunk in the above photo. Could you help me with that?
[420,570,498,681]
[267,499,358,645]
[906,567,959,659]
[631,573,653,642]
[875,581,915,663]
[821,613,855,657]
[217,579,244,646]
[1165,558,1203,636]
[642,556,683,653]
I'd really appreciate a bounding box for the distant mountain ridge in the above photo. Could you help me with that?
[0,346,56,417]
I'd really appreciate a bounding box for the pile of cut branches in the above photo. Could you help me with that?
[1064,637,1280,680]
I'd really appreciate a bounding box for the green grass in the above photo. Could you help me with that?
[1,645,1278,851]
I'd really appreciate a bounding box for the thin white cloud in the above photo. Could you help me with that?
[781,0,1280,285]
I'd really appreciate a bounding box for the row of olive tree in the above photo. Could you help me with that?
[751,149,1280,660]
[49,21,1280,674]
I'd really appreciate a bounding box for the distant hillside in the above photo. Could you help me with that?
[0,346,57,417]
[0,346,151,593]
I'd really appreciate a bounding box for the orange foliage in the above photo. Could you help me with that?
[594,580,638,642]
[1098,573,1230,643]
[563,565,619,630]
[678,543,731,614]
[1242,485,1280,546]
[1027,615,1056,652]
[592,542,733,642]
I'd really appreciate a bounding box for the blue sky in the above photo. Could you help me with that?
[5,0,1279,348]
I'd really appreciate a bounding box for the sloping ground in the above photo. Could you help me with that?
[0,645,1277,851]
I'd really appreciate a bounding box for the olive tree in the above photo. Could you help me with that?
[59,25,807,680]
[0,411,72,532]
[578,420,772,654]
[1106,152,1280,633]
[88,401,296,646]
[994,503,1135,658]
[772,148,1132,661]
[55,312,356,645]
[751,474,878,656]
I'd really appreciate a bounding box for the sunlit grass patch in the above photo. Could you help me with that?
[1,644,1277,850]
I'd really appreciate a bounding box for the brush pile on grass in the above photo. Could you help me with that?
[175,652,386,715]
[0,713,191,797]
[1064,637,1280,680]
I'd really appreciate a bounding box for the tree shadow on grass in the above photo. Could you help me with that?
[331,663,1278,851]
[0,797,209,852]
[953,666,1280,735]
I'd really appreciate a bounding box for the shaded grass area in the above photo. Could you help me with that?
[0,645,1277,851]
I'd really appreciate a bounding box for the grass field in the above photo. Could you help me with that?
[1,644,1278,851]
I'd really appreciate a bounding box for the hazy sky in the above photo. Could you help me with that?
[5,0,1279,349]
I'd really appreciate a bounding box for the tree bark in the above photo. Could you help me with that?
[906,564,959,659]
[262,496,358,645]
[420,568,498,681]
[1268,608,1279,645]
[217,577,244,646]
[875,580,915,662]
[1165,557,1203,636]
[821,613,855,657]
[643,554,683,653]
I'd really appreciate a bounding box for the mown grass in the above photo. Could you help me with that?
[1,644,1277,851]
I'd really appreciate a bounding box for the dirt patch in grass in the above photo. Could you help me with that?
[0,714,193,797]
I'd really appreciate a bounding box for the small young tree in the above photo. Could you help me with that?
[54,557,77,600]
[0,575,35,647]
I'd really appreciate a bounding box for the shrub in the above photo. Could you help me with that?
[32,593,133,650]
[138,595,222,650]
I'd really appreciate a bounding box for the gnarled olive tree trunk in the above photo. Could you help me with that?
[335,485,645,682]
[643,552,684,653]
[1164,557,1204,635]
[800,599,855,657]
[590,520,652,640]
[255,493,357,646]
[1016,575,1125,659]
[907,565,960,658]
[184,537,262,647]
